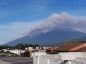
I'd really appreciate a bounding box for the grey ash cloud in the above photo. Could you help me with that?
[0,12,86,44]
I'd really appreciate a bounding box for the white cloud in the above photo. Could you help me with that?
[0,12,86,44]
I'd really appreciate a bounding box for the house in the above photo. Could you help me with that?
[7,49,25,55]
[33,42,86,64]
[58,42,86,52]
[46,42,86,53]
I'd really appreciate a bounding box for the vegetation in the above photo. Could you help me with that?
[0,43,40,50]
[0,45,14,50]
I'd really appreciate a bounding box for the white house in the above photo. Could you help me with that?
[33,52,86,64]
[8,49,25,55]
[33,43,86,64]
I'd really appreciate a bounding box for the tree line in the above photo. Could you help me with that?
[0,44,40,50]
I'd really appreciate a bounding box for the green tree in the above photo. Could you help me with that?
[24,44,29,48]
[15,44,24,49]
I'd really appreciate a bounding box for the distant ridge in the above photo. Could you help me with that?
[4,28,86,46]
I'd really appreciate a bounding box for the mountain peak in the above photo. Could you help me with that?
[5,27,86,46]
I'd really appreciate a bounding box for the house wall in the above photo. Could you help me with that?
[59,52,86,60]
[33,52,86,64]
[8,49,24,55]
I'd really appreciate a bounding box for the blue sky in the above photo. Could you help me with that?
[0,0,86,44]
[0,0,86,23]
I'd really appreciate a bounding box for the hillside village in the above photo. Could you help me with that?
[0,41,86,64]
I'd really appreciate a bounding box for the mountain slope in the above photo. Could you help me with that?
[5,28,86,46]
